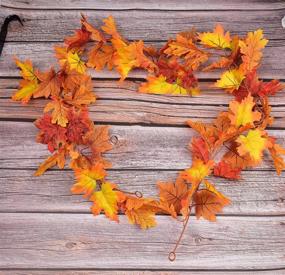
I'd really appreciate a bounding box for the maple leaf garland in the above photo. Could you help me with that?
[12,15,285,260]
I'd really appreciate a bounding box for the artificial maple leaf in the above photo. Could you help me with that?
[157,178,188,214]
[154,200,177,218]
[83,125,113,163]
[87,43,115,71]
[66,108,92,144]
[61,69,86,92]
[164,34,208,70]
[216,69,245,92]
[101,15,123,40]
[139,75,197,95]
[193,188,230,221]
[123,197,157,229]
[203,36,241,71]
[189,137,210,163]
[181,159,214,185]
[236,129,268,162]
[34,148,66,176]
[12,79,38,103]
[268,139,285,175]
[12,59,39,103]
[228,94,261,127]
[67,51,86,74]
[81,14,106,42]
[64,28,91,51]
[125,206,157,229]
[54,46,86,74]
[239,29,268,73]
[71,162,106,198]
[213,161,241,180]
[112,39,156,80]
[64,75,96,107]
[14,58,37,81]
[258,80,284,97]
[187,120,217,150]
[33,68,61,98]
[44,97,69,127]
[34,114,67,153]
[199,24,231,49]
[90,182,119,221]
[222,142,255,169]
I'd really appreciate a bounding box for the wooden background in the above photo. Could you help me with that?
[0,0,285,274]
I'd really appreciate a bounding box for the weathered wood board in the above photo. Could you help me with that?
[0,0,285,273]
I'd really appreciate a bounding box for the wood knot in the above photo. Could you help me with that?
[65,241,77,249]
[110,135,119,145]
[194,236,202,244]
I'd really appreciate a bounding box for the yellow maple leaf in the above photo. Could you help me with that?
[236,129,268,162]
[12,79,38,103]
[67,51,86,74]
[228,94,261,127]
[71,163,106,198]
[14,58,37,81]
[181,159,214,185]
[125,206,157,229]
[90,182,119,221]
[44,97,69,127]
[198,24,231,49]
[112,39,156,80]
[215,69,245,92]
[139,75,198,95]
[239,29,268,73]
[13,58,39,103]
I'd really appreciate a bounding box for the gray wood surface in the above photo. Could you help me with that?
[2,0,285,10]
[0,213,285,269]
[0,168,284,215]
[0,0,285,273]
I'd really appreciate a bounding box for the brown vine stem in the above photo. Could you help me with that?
[114,188,143,198]
[168,211,191,262]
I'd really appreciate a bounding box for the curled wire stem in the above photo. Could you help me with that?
[115,188,143,198]
[168,212,191,261]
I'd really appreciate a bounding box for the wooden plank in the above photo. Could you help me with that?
[1,8,285,42]
[2,0,285,11]
[1,79,285,127]
[0,213,284,269]
[0,168,284,215]
[0,42,284,79]
[1,121,285,171]
[0,271,284,275]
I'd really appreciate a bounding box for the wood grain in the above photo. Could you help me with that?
[1,271,284,275]
[1,121,285,170]
[0,213,284,269]
[2,0,285,11]
[1,7,285,42]
[1,79,285,127]
[0,169,284,215]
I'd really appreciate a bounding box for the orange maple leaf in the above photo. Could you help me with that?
[239,29,268,73]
